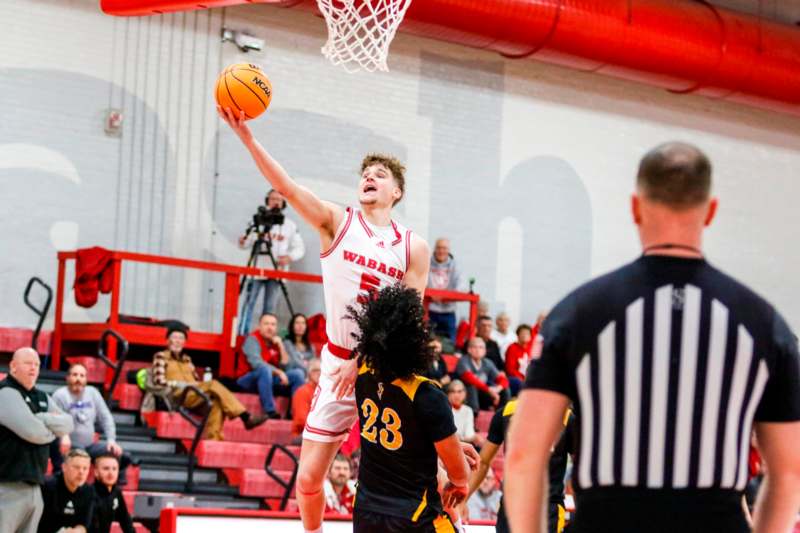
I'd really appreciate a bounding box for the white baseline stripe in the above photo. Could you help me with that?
[598,321,616,485]
[577,356,594,489]
[622,298,644,486]
[721,326,754,487]
[673,285,701,488]
[698,300,729,488]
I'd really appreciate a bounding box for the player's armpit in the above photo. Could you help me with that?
[403,234,430,298]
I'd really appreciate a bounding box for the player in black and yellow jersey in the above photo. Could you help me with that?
[347,284,473,533]
[467,399,575,533]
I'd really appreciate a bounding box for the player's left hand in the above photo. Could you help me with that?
[460,442,480,470]
[331,358,358,400]
[442,481,468,508]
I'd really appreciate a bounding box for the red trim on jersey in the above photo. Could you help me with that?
[304,424,352,437]
[390,220,402,246]
[495,372,510,389]
[320,208,354,258]
[404,230,412,271]
[326,342,355,360]
[357,211,374,238]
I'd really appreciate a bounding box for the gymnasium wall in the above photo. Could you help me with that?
[1,0,799,336]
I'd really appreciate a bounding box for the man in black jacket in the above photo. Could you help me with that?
[39,448,94,533]
[0,348,74,533]
[91,454,134,533]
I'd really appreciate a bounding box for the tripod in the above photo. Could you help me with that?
[239,228,295,334]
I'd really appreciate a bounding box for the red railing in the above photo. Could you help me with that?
[53,250,478,377]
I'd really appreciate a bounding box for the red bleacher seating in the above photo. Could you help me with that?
[191,440,300,470]
[266,498,299,512]
[223,468,294,498]
[476,410,494,433]
[0,327,51,354]
[114,383,143,411]
[144,412,293,444]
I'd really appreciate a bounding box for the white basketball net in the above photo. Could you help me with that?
[317,0,413,73]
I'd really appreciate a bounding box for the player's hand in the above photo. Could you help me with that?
[217,105,253,143]
[275,369,289,386]
[459,442,480,470]
[107,441,123,457]
[59,434,71,456]
[331,358,358,400]
[442,481,468,508]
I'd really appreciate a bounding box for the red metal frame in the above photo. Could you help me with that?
[53,250,478,377]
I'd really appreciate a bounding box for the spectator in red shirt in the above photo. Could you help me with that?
[291,358,322,440]
[323,454,356,515]
[505,324,533,396]
[237,313,305,418]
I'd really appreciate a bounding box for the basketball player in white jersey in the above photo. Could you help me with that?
[218,107,431,533]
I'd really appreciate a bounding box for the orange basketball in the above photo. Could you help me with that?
[215,63,272,120]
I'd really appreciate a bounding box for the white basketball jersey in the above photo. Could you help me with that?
[320,207,412,350]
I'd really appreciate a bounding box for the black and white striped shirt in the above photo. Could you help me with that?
[526,255,800,528]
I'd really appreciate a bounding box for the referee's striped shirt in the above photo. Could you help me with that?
[526,255,800,532]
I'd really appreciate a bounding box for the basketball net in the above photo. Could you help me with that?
[317,0,413,73]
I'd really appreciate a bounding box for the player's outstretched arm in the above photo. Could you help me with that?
[403,235,430,299]
[218,106,343,241]
[434,433,470,507]
[751,421,800,533]
[505,389,570,533]
[467,441,500,500]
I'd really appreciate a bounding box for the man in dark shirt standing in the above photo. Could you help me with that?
[39,448,94,533]
[505,142,800,533]
[91,454,134,533]
[0,348,74,533]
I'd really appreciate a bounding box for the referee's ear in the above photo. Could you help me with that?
[631,194,643,225]
[704,198,719,227]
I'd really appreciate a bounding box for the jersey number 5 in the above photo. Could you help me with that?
[360,398,403,451]
[357,272,381,304]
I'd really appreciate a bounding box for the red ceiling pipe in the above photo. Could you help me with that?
[100,0,800,116]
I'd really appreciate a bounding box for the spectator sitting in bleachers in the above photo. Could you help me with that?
[427,237,461,342]
[476,315,504,371]
[284,313,316,374]
[291,358,321,441]
[504,324,532,397]
[422,337,451,387]
[447,380,484,449]
[323,454,356,515]
[237,313,305,418]
[91,454,134,533]
[466,467,502,522]
[159,326,268,440]
[456,337,509,414]
[490,312,516,358]
[50,363,132,485]
[39,448,94,533]
[455,300,489,351]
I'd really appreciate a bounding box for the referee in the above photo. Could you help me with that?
[505,142,800,533]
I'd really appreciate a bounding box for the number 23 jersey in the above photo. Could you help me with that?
[354,369,457,522]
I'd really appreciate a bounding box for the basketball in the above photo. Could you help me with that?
[215,63,272,120]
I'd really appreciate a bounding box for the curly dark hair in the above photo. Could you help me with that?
[347,284,433,382]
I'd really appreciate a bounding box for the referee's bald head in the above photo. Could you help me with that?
[637,142,712,209]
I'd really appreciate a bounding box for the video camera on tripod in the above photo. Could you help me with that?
[245,205,285,237]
